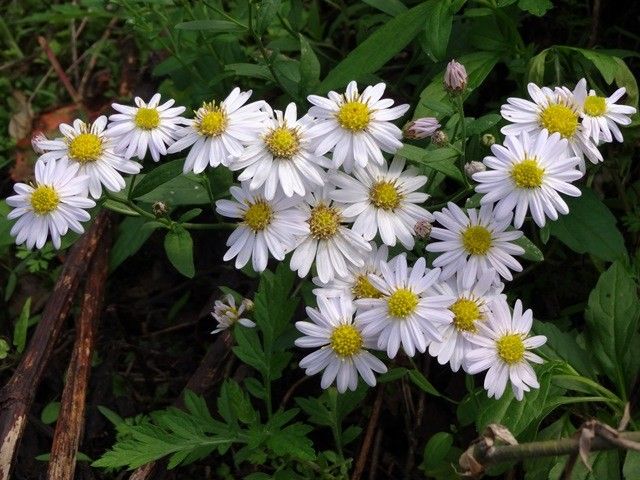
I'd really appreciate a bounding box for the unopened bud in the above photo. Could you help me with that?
[241,298,254,312]
[464,161,486,178]
[444,59,467,93]
[31,132,48,154]
[403,117,441,140]
[482,133,496,146]
[431,130,449,147]
[152,201,168,216]
[414,219,432,239]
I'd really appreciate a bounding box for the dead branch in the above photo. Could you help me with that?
[352,386,384,480]
[0,211,111,480]
[37,36,81,104]
[46,219,112,479]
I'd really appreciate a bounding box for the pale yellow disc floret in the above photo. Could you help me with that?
[387,288,419,319]
[309,204,341,239]
[134,107,160,130]
[496,333,525,364]
[68,133,103,163]
[461,225,492,255]
[511,158,545,189]
[264,126,300,159]
[330,324,363,357]
[538,103,578,138]
[370,181,402,210]
[451,297,481,332]
[243,201,273,231]
[337,101,371,132]
[30,185,60,215]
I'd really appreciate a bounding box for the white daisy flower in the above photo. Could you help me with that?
[473,130,583,228]
[36,116,141,198]
[290,186,371,283]
[312,242,389,301]
[573,78,637,144]
[500,82,602,168]
[211,294,256,334]
[306,81,410,172]
[355,254,454,359]
[215,183,309,272]
[230,102,331,199]
[426,202,524,288]
[428,271,504,372]
[329,157,432,249]
[7,158,95,250]
[295,295,387,393]
[107,93,187,162]
[465,298,547,400]
[167,88,267,174]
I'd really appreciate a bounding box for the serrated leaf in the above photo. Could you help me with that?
[132,159,184,198]
[319,1,433,92]
[266,423,315,461]
[532,321,594,378]
[164,226,195,278]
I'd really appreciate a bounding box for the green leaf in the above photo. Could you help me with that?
[532,321,594,378]
[528,48,550,84]
[512,235,543,262]
[573,48,619,84]
[624,451,640,479]
[408,369,441,397]
[421,432,454,474]
[299,34,321,94]
[397,145,464,183]
[585,262,640,395]
[226,63,272,81]
[136,174,212,206]
[13,297,31,353]
[424,0,453,61]
[613,57,639,109]
[549,188,627,262]
[319,1,433,92]
[164,226,195,278]
[266,423,315,461]
[174,20,245,32]
[102,199,140,216]
[132,159,185,198]
[41,401,61,425]
[0,339,9,360]
[518,0,553,16]
[109,216,160,272]
[362,0,408,16]
[465,114,502,135]
[254,0,281,35]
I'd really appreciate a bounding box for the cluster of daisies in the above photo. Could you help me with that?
[6,69,635,401]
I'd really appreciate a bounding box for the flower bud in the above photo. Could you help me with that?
[444,59,467,93]
[241,298,254,312]
[152,201,169,217]
[414,219,432,239]
[464,161,486,178]
[403,117,441,140]
[431,130,449,147]
[481,133,496,146]
[31,132,48,154]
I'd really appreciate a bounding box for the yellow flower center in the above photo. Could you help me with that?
[134,107,160,130]
[30,185,60,215]
[461,225,492,255]
[387,288,419,319]
[243,201,272,231]
[370,181,402,210]
[197,103,227,137]
[264,126,300,159]
[352,274,383,299]
[450,298,481,332]
[511,158,545,189]
[583,96,607,117]
[309,204,340,239]
[336,101,371,132]
[538,103,578,138]
[68,133,103,163]
[330,324,363,357]
[496,334,525,364]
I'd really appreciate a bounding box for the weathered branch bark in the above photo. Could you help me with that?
[0,212,111,480]
[128,330,233,480]
[46,220,112,479]
[352,386,384,480]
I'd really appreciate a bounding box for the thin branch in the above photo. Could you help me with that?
[37,36,81,104]
[352,386,384,480]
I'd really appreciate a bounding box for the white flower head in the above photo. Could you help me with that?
[108,93,188,162]
[167,88,267,174]
[295,295,387,393]
[465,298,547,400]
[428,271,505,372]
[426,202,525,288]
[37,116,141,198]
[312,242,389,301]
[290,186,372,283]
[501,82,602,169]
[329,157,433,249]
[211,294,256,334]
[355,254,454,359]
[306,81,410,172]
[474,130,583,228]
[573,78,637,144]
[215,183,309,272]
[7,158,95,249]
[230,102,331,199]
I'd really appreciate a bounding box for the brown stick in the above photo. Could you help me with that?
[37,36,81,104]
[46,220,112,479]
[352,386,384,480]
[128,331,234,480]
[0,212,111,480]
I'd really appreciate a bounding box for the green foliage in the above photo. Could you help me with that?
[164,225,195,278]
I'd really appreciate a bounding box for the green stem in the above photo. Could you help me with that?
[182,222,235,230]
[247,0,286,92]
[127,174,138,200]
[0,15,24,58]
[454,95,471,187]
[429,187,473,210]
